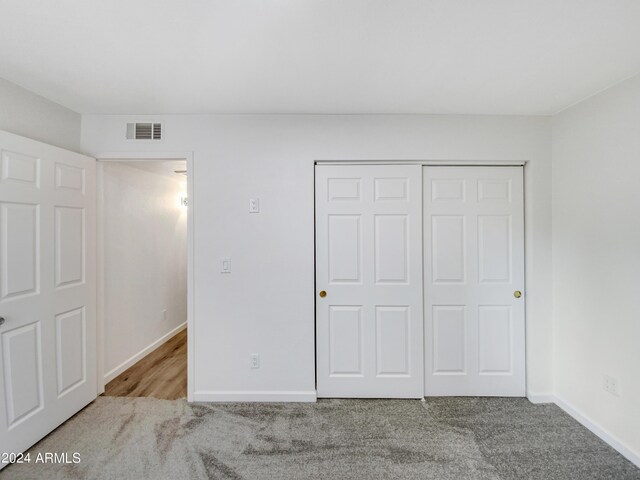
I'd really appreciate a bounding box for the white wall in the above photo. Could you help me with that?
[552,75,640,460]
[102,162,187,381]
[82,114,553,400]
[0,77,81,151]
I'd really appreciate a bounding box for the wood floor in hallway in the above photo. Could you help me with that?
[104,329,187,400]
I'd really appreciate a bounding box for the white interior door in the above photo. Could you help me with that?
[0,131,96,462]
[424,166,525,396]
[315,165,423,398]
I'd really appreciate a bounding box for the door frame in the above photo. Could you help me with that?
[313,160,528,397]
[94,151,195,401]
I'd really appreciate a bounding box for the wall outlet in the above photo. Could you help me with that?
[250,354,260,369]
[162,309,167,322]
[603,374,619,396]
[249,198,260,213]
[221,258,231,273]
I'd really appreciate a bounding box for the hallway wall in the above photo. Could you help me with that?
[82,114,552,400]
[102,161,188,381]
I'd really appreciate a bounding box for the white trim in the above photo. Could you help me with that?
[315,160,527,166]
[96,161,105,394]
[526,393,555,404]
[93,152,188,161]
[193,390,318,403]
[94,151,195,401]
[104,322,187,383]
[554,395,640,468]
[186,154,195,402]
[530,393,640,467]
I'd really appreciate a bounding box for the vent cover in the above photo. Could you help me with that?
[126,122,162,140]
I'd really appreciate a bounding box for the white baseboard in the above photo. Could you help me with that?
[192,390,317,403]
[526,392,555,404]
[540,394,640,468]
[104,321,187,383]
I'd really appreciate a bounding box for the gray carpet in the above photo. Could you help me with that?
[2,397,639,480]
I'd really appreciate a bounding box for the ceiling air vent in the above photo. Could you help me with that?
[126,122,163,140]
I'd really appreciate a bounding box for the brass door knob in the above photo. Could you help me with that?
[514,290,522,298]
[319,291,327,298]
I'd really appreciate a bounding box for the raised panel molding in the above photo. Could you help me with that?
[374,178,408,201]
[55,206,85,288]
[425,166,524,397]
[478,215,511,283]
[329,306,363,376]
[0,132,97,457]
[0,202,39,301]
[431,179,465,201]
[374,215,408,284]
[432,215,465,283]
[327,178,361,201]
[433,306,466,374]
[317,164,423,398]
[55,307,86,396]
[1,322,44,427]
[478,179,511,202]
[0,150,40,187]
[328,215,361,284]
[55,163,85,193]
[376,306,409,376]
[478,306,512,374]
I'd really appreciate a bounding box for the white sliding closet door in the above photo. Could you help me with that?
[424,166,525,396]
[315,165,423,398]
[0,131,97,463]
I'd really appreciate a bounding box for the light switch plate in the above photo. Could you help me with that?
[221,258,231,273]
[249,198,260,213]
[250,354,260,369]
